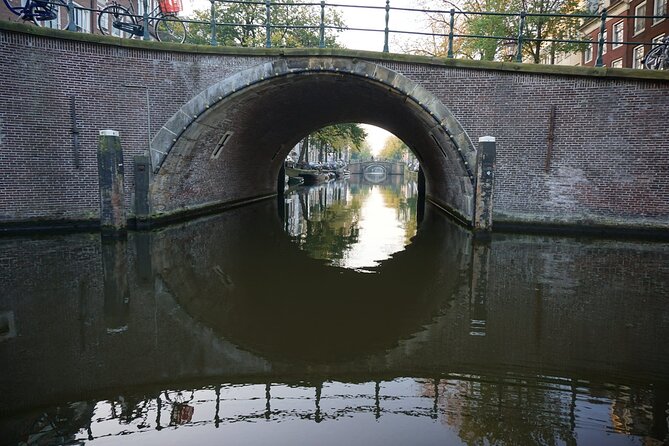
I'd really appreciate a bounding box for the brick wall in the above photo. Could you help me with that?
[381,62,669,230]
[1,25,668,232]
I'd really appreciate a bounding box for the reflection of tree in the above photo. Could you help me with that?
[378,180,419,245]
[422,376,578,446]
[294,182,363,263]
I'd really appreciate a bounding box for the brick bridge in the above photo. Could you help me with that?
[1,22,668,233]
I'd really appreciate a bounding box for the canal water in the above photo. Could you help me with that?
[1,174,668,445]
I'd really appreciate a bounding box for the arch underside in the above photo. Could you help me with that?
[149,58,477,224]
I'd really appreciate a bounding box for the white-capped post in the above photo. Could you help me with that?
[98,130,126,237]
[474,136,496,234]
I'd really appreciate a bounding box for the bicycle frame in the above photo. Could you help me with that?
[104,1,172,37]
[3,0,62,22]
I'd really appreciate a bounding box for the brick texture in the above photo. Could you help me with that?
[1,29,668,231]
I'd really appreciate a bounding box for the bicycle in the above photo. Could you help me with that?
[97,0,187,43]
[643,36,669,70]
[2,0,70,28]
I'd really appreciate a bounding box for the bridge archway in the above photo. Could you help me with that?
[149,57,476,224]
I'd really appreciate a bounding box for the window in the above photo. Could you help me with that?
[584,39,593,62]
[612,21,624,48]
[42,12,60,29]
[633,45,645,68]
[634,2,646,35]
[97,1,107,32]
[654,0,666,24]
[611,58,623,67]
[598,30,608,54]
[22,0,60,28]
[73,1,91,33]
[138,0,156,16]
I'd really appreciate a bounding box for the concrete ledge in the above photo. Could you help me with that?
[2,20,668,82]
[2,200,668,239]
[146,193,278,228]
[494,220,669,241]
[0,218,100,235]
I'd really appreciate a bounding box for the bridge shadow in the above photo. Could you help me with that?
[2,197,669,429]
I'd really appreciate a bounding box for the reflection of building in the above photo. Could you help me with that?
[610,389,657,437]
[580,0,668,68]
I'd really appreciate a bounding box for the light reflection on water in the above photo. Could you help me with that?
[1,174,668,445]
[284,176,418,271]
[14,376,661,445]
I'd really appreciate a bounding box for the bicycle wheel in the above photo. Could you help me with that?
[154,14,186,43]
[32,0,71,30]
[2,0,27,17]
[643,44,665,70]
[98,4,137,38]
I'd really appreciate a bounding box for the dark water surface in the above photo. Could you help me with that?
[1,175,669,445]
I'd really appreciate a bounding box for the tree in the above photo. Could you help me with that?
[519,0,584,63]
[349,141,372,162]
[378,135,410,162]
[413,0,585,63]
[297,124,368,164]
[186,0,344,48]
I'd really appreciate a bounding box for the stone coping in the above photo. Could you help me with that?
[3,19,669,82]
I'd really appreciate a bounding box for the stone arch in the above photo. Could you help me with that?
[149,57,477,225]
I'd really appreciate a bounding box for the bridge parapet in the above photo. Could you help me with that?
[348,161,405,176]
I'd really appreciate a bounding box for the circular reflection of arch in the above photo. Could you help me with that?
[149,58,476,225]
[153,199,471,365]
[362,171,387,183]
[363,165,388,183]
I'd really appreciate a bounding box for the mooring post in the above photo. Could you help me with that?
[474,136,496,234]
[277,164,286,221]
[469,237,491,336]
[417,166,426,225]
[101,237,129,333]
[98,130,126,237]
[133,155,150,229]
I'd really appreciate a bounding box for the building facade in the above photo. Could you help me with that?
[581,0,668,68]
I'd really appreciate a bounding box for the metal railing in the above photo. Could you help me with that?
[28,0,669,66]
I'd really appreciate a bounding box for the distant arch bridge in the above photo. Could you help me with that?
[348,161,405,177]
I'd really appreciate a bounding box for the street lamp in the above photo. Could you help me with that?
[502,39,517,61]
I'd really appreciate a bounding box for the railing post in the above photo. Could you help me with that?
[595,8,607,67]
[447,8,455,58]
[142,0,149,40]
[265,0,271,48]
[210,0,217,46]
[67,0,76,31]
[319,0,325,48]
[516,11,525,63]
[383,0,390,53]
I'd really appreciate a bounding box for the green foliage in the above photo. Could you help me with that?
[459,0,517,61]
[311,123,367,152]
[421,0,585,63]
[349,142,372,162]
[297,124,368,162]
[185,0,344,48]
[378,135,410,162]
